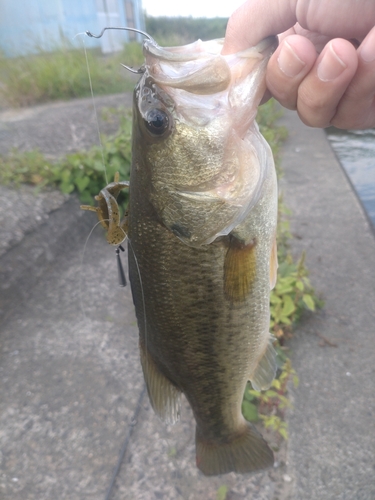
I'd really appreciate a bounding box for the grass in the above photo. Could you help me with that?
[0,37,143,107]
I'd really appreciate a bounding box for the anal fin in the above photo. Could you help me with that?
[140,343,181,424]
[224,237,257,302]
[250,340,277,391]
[196,422,274,476]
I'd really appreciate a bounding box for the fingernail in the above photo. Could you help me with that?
[359,29,375,62]
[317,41,347,82]
[277,41,306,78]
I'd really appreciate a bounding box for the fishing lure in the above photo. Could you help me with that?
[80,172,129,286]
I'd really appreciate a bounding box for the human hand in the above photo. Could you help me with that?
[223,0,375,129]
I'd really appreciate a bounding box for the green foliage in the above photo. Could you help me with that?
[56,111,132,205]
[271,252,317,335]
[243,359,299,440]
[216,485,228,500]
[258,100,288,174]
[145,16,228,45]
[0,111,132,206]
[0,150,55,188]
[271,197,322,342]
[0,38,141,107]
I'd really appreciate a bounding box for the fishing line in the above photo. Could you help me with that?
[127,237,148,350]
[73,32,108,184]
[78,218,111,320]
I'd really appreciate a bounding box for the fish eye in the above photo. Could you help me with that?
[145,108,170,136]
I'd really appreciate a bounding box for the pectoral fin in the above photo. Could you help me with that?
[224,238,257,302]
[139,343,181,425]
[250,340,277,391]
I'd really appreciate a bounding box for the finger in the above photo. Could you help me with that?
[332,27,375,129]
[222,0,297,54]
[265,35,317,110]
[222,0,375,55]
[295,39,358,128]
[296,0,375,40]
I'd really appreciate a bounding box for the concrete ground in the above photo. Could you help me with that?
[0,95,374,500]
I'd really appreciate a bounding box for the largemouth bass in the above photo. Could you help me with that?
[81,33,278,475]
[126,35,279,476]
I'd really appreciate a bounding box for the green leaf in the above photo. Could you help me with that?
[295,280,304,291]
[60,181,74,194]
[281,295,296,317]
[270,293,282,304]
[242,401,259,422]
[248,389,261,399]
[302,294,315,311]
[264,390,278,398]
[243,389,257,402]
[75,176,90,193]
[279,315,292,325]
[217,485,228,500]
[271,379,281,390]
[279,427,289,440]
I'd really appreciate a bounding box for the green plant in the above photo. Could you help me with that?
[0,37,140,107]
[0,110,132,206]
[258,100,288,174]
[145,16,228,45]
[216,484,228,500]
[242,359,299,440]
[56,111,132,205]
[271,252,319,341]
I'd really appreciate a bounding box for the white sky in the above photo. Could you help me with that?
[141,0,245,18]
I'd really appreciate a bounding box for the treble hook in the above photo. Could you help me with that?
[86,27,154,74]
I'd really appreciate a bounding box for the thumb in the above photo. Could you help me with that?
[222,0,297,54]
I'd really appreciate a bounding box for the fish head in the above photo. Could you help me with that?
[132,36,278,246]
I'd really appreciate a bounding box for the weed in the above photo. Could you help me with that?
[242,359,299,441]
[0,38,141,107]
[0,110,132,206]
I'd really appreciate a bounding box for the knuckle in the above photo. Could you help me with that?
[298,85,331,113]
[296,90,334,127]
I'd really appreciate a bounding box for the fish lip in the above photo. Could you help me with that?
[143,36,278,63]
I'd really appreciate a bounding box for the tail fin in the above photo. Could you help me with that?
[195,422,274,476]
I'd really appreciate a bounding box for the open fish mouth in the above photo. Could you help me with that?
[134,34,278,247]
